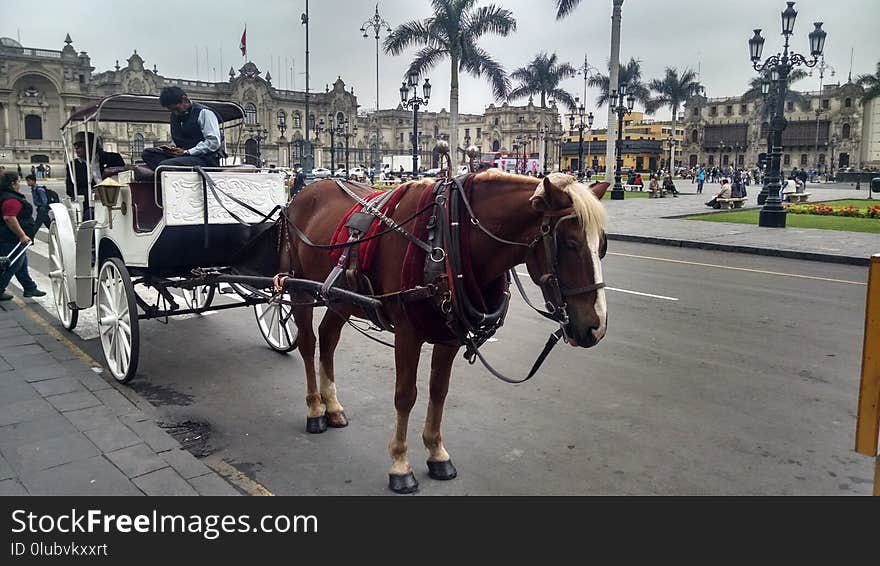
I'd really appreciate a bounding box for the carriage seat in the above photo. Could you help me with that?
[102,165,130,179]
[129,182,163,233]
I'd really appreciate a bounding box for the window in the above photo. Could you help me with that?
[708,155,715,166]
[277,110,286,128]
[400,132,404,144]
[693,107,700,117]
[842,123,851,139]
[818,153,825,164]
[821,99,830,109]
[783,154,791,166]
[725,105,733,116]
[464,128,470,140]
[786,101,793,112]
[740,104,747,114]
[722,154,729,166]
[800,154,808,166]
[691,129,699,143]
[24,115,42,140]
[845,97,852,108]
[132,133,144,159]
[308,114,315,130]
[245,103,257,125]
[737,154,744,167]
[709,106,717,117]
[398,119,403,126]
[476,128,482,139]
[293,140,303,160]
[293,112,301,129]
[493,117,499,126]
[337,112,345,124]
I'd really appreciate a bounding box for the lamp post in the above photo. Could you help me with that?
[829,133,838,182]
[748,1,827,227]
[252,127,269,166]
[326,114,340,173]
[312,117,325,168]
[361,5,393,182]
[568,98,594,180]
[610,84,635,200]
[340,118,357,174]
[302,0,313,173]
[400,71,431,178]
[277,113,289,168]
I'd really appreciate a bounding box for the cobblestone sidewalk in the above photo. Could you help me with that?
[0,299,240,496]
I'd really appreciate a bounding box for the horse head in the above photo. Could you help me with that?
[527,174,609,348]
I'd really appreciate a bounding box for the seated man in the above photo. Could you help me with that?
[66,132,124,221]
[142,86,223,170]
[705,178,732,208]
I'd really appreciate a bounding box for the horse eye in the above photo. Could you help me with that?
[564,239,579,251]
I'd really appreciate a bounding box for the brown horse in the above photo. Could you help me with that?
[278,170,609,493]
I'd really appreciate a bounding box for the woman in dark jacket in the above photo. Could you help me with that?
[0,172,46,300]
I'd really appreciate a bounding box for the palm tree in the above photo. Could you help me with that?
[384,0,516,160]
[856,61,880,103]
[645,67,702,172]
[554,0,584,19]
[509,52,577,110]
[587,58,651,109]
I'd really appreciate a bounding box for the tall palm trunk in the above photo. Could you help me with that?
[450,56,460,164]
[606,0,624,182]
[669,105,677,173]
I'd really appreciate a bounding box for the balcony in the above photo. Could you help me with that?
[11,139,65,151]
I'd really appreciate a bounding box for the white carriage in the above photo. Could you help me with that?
[51,94,298,383]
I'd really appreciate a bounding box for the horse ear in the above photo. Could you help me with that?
[531,176,571,211]
[589,181,610,200]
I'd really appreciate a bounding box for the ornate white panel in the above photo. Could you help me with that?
[161,172,286,226]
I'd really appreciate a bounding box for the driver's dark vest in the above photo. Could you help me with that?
[170,102,215,152]
[0,190,36,244]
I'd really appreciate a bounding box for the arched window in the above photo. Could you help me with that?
[24,115,42,140]
[845,98,852,108]
[492,140,500,151]
[336,111,345,125]
[800,154,808,166]
[132,133,144,160]
[293,140,303,160]
[691,129,699,143]
[293,112,302,129]
[244,103,257,125]
[308,114,315,131]
[277,110,287,128]
[244,138,259,165]
[842,123,851,139]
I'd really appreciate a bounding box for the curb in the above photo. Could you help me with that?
[607,233,871,266]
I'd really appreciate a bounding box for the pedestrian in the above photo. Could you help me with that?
[24,174,51,229]
[696,164,706,194]
[36,163,45,179]
[705,178,732,208]
[0,172,46,300]
[663,173,679,197]
[16,164,22,178]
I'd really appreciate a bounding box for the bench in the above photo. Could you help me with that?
[716,197,747,209]
[623,184,643,192]
[784,192,811,204]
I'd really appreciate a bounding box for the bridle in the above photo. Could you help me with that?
[435,173,607,383]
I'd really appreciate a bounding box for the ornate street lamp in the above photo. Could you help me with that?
[568,98,594,180]
[610,84,635,200]
[276,112,289,168]
[400,72,431,177]
[251,127,269,166]
[361,5,393,181]
[749,1,827,227]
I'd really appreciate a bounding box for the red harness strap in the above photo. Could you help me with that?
[328,186,410,271]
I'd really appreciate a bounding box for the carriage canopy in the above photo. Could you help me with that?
[62,94,246,129]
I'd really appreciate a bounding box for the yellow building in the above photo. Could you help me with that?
[559,111,686,173]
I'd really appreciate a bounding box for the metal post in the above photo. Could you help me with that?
[412,103,419,178]
[302,0,312,173]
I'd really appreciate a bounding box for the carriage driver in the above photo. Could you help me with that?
[142,86,223,170]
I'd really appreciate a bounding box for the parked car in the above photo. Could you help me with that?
[348,167,366,181]
[312,167,331,178]
[424,167,442,177]
[334,167,347,177]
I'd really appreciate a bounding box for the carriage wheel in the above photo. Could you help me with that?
[254,296,298,353]
[47,222,78,331]
[181,285,215,312]
[97,258,140,383]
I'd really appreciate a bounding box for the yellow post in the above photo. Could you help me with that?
[855,254,880,495]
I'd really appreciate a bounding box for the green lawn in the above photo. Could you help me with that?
[601,189,650,199]
[683,199,880,234]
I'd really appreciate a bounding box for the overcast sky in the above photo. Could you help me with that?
[4,0,879,128]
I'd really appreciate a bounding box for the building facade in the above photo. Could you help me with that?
[679,81,869,174]
[0,35,563,173]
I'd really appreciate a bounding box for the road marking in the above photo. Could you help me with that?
[608,252,867,286]
[515,272,678,301]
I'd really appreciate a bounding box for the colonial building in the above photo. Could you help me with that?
[679,81,870,174]
[0,35,563,173]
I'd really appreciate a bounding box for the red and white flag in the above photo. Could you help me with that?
[239,26,247,57]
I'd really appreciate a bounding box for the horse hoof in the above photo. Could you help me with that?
[326,411,348,428]
[306,415,328,434]
[427,459,458,481]
[388,472,419,494]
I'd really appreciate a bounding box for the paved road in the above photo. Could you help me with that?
[18,233,875,495]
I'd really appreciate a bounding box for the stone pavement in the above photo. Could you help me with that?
[603,181,879,265]
[0,299,240,496]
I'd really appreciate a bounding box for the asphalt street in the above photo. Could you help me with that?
[19,233,875,495]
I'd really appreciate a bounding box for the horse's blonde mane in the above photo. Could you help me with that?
[532,172,608,248]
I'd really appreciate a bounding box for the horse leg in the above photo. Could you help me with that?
[422,343,459,481]
[388,329,423,494]
[317,309,348,428]
[292,300,326,433]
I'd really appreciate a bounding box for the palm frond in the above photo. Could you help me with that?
[463,4,517,38]
[407,46,447,80]
[460,44,510,100]
[384,20,437,55]
[549,88,577,112]
[554,0,582,20]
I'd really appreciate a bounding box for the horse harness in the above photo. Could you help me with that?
[283,174,606,383]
